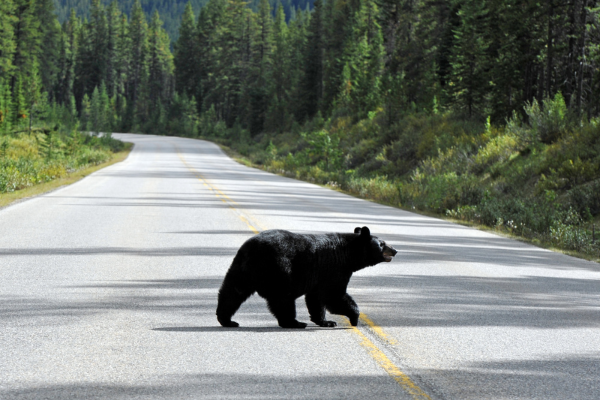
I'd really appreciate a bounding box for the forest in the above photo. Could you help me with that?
[1,0,600,258]
[52,0,316,41]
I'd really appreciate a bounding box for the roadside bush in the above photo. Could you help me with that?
[0,130,123,194]
[446,205,479,221]
[568,180,600,216]
[473,134,519,174]
[221,105,600,258]
[524,92,572,144]
[536,157,599,192]
[345,175,400,204]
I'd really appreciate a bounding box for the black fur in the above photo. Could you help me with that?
[216,226,397,328]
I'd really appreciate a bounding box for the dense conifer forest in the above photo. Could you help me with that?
[1,0,600,257]
[52,0,316,41]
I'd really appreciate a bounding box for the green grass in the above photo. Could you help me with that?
[205,98,600,262]
[0,130,132,208]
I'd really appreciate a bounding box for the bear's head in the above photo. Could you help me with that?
[354,226,397,266]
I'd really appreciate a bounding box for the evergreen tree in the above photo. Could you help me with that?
[255,0,273,84]
[105,1,122,97]
[80,92,91,130]
[12,74,27,128]
[448,0,491,117]
[115,13,131,129]
[0,0,17,77]
[89,85,101,133]
[247,0,274,134]
[147,11,174,114]
[299,0,324,121]
[128,0,148,106]
[35,0,61,100]
[342,0,384,118]
[0,78,13,133]
[55,10,80,105]
[174,2,198,99]
[265,4,292,132]
[11,0,41,94]
[89,0,108,90]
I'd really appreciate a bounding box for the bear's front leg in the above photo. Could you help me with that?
[266,296,307,329]
[325,293,360,326]
[306,291,337,327]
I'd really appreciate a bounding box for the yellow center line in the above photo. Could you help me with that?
[176,150,261,234]
[176,148,431,399]
[347,317,432,400]
[359,314,398,346]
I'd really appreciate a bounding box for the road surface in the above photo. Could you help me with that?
[1,133,598,399]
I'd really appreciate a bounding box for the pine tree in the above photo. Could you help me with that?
[255,0,273,84]
[34,0,61,100]
[12,74,27,128]
[448,0,491,118]
[264,4,292,132]
[487,0,543,121]
[200,0,249,125]
[247,0,274,135]
[0,78,13,133]
[341,0,384,118]
[80,92,91,131]
[55,10,80,105]
[11,0,41,98]
[115,13,131,129]
[26,58,42,127]
[100,81,111,131]
[105,1,122,98]
[0,0,17,77]
[147,11,174,117]
[89,0,108,90]
[174,2,198,98]
[299,0,324,121]
[73,17,87,104]
[89,85,101,133]
[128,0,148,106]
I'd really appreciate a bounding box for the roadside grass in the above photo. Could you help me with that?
[0,143,132,209]
[205,98,600,263]
[219,140,600,263]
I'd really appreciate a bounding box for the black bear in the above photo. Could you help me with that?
[216,226,397,328]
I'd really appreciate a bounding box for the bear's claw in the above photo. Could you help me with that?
[279,320,307,329]
[218,318,240,328]
[320,320,337,327]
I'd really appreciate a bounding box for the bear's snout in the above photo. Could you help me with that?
[382,246,397,262]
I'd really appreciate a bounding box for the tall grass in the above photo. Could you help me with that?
[0,131,125,194]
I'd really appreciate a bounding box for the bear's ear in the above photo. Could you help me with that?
[354,227,362,234]
[360,226,370,239]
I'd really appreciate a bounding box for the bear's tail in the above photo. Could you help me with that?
[216,258,255,328]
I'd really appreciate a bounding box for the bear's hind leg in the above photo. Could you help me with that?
[266,297,307,329]
[305,291,336,327]
[216,276,254,328]
[325,293,360,326]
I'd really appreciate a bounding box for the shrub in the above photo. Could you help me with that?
[345,175,400,204]
[568,180,600,217]
[0,130,121,194]
[524,92,572,143]
[473,134,519,174]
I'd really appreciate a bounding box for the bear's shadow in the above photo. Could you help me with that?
[152,326,352,333]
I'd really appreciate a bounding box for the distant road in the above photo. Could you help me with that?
[1,133,598,399]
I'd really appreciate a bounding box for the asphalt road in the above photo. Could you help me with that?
[1,133,598,399]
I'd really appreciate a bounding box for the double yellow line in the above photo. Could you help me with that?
[177,149,431,400]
